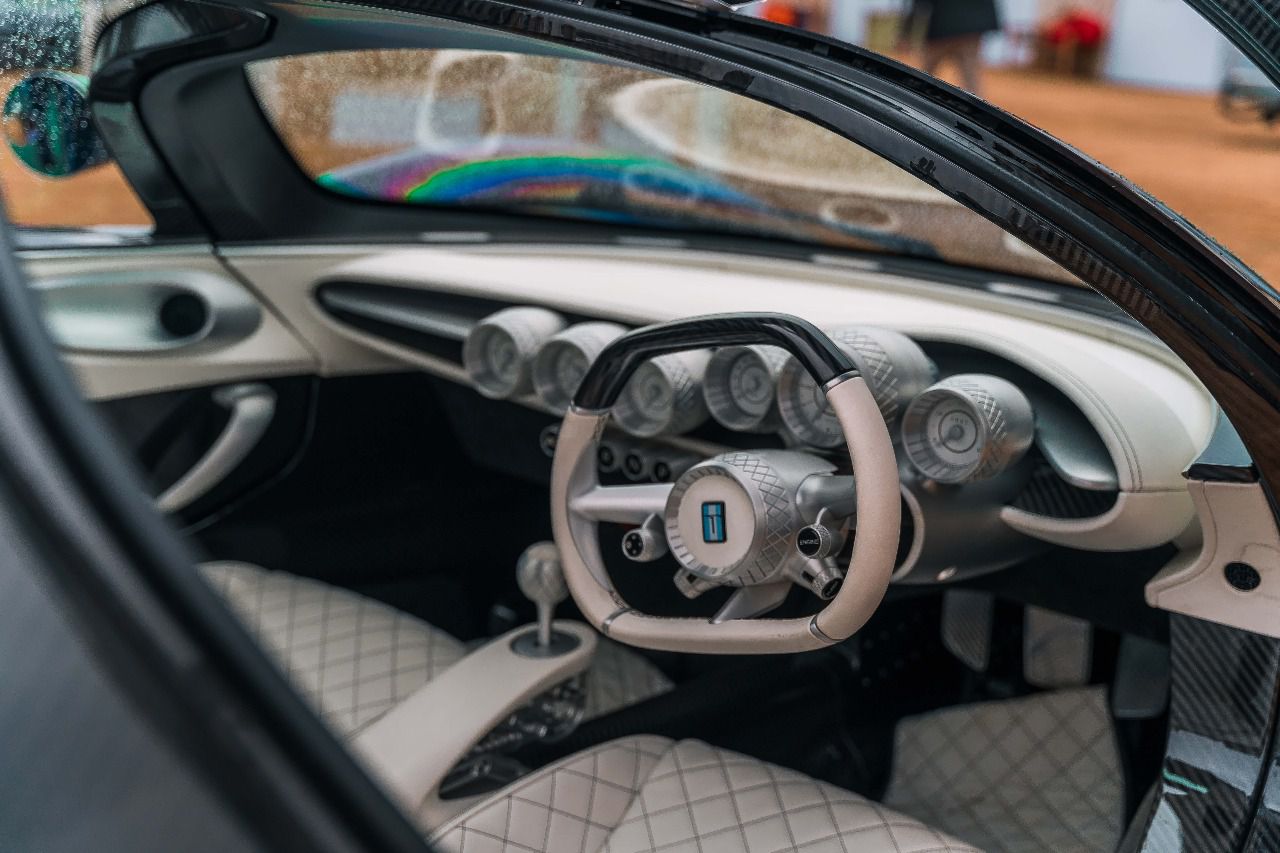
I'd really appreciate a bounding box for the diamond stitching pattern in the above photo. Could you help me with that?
[603,740,981,853]
[202,561,466,735]
[584,639,675,720]
[884,687,1122,853]
[432,738,979,853]
[202,562,673,736]
[430,736,673,852]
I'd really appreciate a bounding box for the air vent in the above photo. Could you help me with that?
[316,282,518,365]
[1009,454,1118,520]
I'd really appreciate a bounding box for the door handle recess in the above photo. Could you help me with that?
[156,384,276,513]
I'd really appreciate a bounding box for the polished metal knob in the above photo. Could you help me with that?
[516,542,568,648]
[621,514,668,563]
[796,523,841,560]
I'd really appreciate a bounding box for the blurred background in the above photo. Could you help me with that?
[1,0,1277,284]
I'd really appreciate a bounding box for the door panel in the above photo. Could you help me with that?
[21,248,316,400]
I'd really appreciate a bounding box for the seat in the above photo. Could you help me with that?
[200,561,673,736]
[883,687,1123,853]
[429,736,980,853]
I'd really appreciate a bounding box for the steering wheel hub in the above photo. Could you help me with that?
[664,451,835,586]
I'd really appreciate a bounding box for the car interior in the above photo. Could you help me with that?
[10,0,1277,851]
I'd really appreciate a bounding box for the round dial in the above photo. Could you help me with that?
[484,332,522,387]
[532,322,626,412]
[702,345,788,432]
[463,307,565,399]
[612,351,709,437]
[901,374,1035,484]
[728,353,774,415]
[777,326,935,449]
[778,367,843,448]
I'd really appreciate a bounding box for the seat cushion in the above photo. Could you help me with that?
[883,686,1123,853]
[201,561,672,735]
[431,737,981,853]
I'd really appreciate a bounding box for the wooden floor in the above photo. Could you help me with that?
[3,67,1277,285]
[983,68,1280,288]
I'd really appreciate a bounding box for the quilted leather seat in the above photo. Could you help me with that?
[430,736,981,853]
[201,561,673,736]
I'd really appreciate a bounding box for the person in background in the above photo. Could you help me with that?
[760,0,830,34]
[903,0,1001,96]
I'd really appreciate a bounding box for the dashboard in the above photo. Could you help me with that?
[300,246,1216,587]
[24,242,1211,589]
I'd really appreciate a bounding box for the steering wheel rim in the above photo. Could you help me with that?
[550,313,901,654]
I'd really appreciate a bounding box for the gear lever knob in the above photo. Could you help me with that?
[516,542,568,648]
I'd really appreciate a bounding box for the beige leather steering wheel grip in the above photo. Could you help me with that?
[550,314,901,654]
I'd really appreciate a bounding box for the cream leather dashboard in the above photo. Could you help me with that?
[23,243,1215,569]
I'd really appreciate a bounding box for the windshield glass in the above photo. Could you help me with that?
[248,48,1075,285]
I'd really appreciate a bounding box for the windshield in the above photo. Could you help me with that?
[248,48,1075,285]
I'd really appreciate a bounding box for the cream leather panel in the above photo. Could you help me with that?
[430,736,672,852]
[431,737,981,853]
[884,687,1123,853]
[202,562,672,734]
[24,249,316,401]
[203,560,467,735]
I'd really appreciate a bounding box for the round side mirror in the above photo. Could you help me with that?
[3,71,110,178]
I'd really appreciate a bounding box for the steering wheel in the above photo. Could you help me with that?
[550,314,901,654]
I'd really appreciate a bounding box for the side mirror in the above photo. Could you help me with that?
[3,71,110,178]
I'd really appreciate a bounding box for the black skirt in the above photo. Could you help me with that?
[908,0,1001,40]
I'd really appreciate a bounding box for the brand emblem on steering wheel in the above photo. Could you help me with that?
[701,501,727,544]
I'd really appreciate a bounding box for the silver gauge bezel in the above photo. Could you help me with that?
[777,326,936,449]
[612,350,710,437]
[531,321,627,412]
[462,306,565,400]
[900,374,1035,484]
[703,344,788,432]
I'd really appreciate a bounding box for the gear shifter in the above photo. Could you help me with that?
[513,542,578,657]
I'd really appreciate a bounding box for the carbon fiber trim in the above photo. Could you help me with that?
[1141,616,1280,851]
[1009,457,1119,519]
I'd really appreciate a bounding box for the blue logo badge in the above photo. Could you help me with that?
[701,501,726,544]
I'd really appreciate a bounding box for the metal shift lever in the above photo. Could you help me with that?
[516,542,570,651]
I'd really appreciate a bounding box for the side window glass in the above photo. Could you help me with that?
[0,0,152,233]
[759,1,1278,285]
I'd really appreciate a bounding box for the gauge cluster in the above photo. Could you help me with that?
[459,306,1046,485]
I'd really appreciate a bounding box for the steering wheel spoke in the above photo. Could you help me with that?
[570,482,672,525]
[711,582,792,623]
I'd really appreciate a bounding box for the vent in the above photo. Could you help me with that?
[1009,456,1118,520]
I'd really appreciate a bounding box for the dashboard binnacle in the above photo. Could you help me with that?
[445,304,1118,586]
[463,304,1040,488]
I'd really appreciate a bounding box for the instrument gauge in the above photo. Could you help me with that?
[777,326,935,448]
[902,374,1035,484]
[778,365,843,448]
[613,351,710,437]
[703,345,788,432]
[532,322,627,412]
[463,307,565,399]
